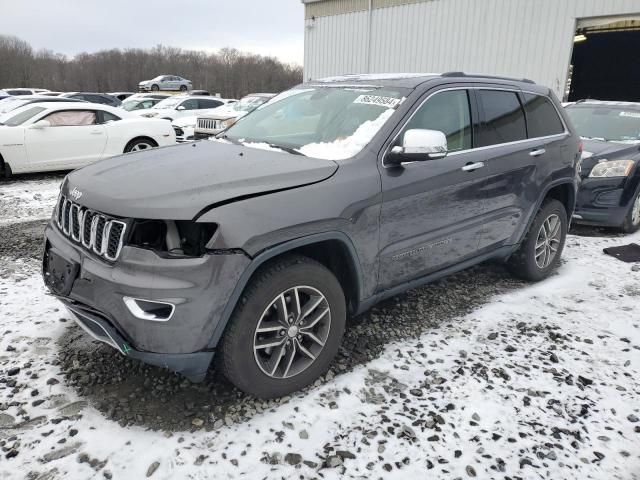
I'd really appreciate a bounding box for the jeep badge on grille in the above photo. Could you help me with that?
[70,187,83,200]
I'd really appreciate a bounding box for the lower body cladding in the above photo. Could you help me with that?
[573,176,640,228]
[43,223,250,382]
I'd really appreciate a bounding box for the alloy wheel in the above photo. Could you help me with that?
[130,142,153,152]
[535,214,562,269]
[253,286,331,379]
[632,192,640,226]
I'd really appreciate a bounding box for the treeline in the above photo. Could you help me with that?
[0,35,303,98]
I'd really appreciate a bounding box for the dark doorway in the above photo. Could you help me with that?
[568,29,640,102]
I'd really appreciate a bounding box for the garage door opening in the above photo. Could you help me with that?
[568,18,640,102]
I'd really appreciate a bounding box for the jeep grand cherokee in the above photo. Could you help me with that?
[43,73,581,398]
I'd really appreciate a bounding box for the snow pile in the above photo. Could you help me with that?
[0,175,63,225]
[300,108,395,160]
[0,230,639,479]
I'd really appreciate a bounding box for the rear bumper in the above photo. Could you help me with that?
[43,221,251,379]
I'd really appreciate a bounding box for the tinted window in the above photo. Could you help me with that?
[523,94,564,138]
[100,111,121,123]
[198,99,223,109]
[180,99,198,110]
[477,90,526,146]
[4,106,46,126]
[402,90,472,152]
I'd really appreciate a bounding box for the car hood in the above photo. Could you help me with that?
[580,139,640,178]
[62,141,338,220]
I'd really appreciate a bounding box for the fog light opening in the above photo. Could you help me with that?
[123,297,175,321]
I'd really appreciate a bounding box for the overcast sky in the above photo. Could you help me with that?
[0,0,305,64]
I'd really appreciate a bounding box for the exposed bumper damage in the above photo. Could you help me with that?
[43,221,251,381]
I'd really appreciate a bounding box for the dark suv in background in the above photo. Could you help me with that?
[43,73,580,398]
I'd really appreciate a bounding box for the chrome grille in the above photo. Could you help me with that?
[197,118,219,131]
[55,195,127,261]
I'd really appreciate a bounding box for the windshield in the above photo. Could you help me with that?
[3,106,46,126]
[566,105,640,143]
[224,86,407,160]
[153,97,182,109]
[234,96,269,112]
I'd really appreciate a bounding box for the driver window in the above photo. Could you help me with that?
[44,110,97,126]
[401,90,472,152]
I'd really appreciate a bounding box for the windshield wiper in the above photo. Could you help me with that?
[264,142,306,156]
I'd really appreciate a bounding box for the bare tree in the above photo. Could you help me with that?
[0,35,303,97]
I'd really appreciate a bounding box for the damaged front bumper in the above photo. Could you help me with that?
[573,177,636,227]
[43,221,250,382]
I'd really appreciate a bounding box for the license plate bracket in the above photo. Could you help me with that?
[44,247,79,296]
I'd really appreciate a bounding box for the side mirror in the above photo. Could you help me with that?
[176,106,186,111]
[386,129,448,166]
[29,119,51,129]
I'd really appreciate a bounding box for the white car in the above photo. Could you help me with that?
[138,75,192,92]
[170,104,237,143]
[135,96,233,122]
[0,102,175,177]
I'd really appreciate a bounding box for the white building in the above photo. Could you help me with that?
[301,0,640,101]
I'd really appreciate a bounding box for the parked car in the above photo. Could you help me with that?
[121,97,164,112]
[565,100,640,232]
[108,92,135,101]
[59,92,122,107]
[0,102,175,177]
[190,90,210,96]
[138,75,192,92]
[0,90,10,100]
[0,95,85,115]
[42,73,580,398]
[194,93,275,139]
[4,88,50,96]
[126,93,172,102]
[135,95,231,121]
[38,92,64,97]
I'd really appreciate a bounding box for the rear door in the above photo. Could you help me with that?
[477,88,568,250]
[378,87,492,289]
[25,109,107,170]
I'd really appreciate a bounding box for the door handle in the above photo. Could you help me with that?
[461,161,485,172]
[90,130,103,135]
[530,148,546,157]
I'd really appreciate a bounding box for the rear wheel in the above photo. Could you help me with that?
[219,255,346,398]
[508,199,567,281]
[622,188,640,234]
[151,84,159,91]
[124,138,157,153]
[180,85,188,92]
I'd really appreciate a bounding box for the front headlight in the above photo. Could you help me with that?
[589,160,635,178]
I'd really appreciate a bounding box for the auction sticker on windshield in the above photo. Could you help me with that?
[619,111,640,118]
[353,95,401,108]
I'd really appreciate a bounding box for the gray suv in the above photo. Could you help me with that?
[43,73,581,398]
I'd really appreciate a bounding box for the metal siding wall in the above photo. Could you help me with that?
[304,0,640,96]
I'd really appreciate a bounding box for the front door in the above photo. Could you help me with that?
[378,89,490,289]
[25,109,107,171]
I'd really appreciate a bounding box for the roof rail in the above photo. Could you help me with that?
[441,72,535,84]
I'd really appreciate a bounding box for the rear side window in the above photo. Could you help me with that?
[402,89,472,152]
[198,99,223,109]
[522,93,565,138]
[477,90,526,146]
[44,110,97,126]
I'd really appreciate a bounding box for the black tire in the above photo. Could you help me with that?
[0,158,11,179]
[508,199,568,282]
[124,138,157,153]
[179,85,187,92]
[621,187,640,234]
[219,254,346,398]
[151,84,159,91]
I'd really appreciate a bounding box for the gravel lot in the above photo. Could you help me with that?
[1,174,639,479]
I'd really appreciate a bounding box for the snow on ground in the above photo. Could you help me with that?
[0,175,63,225]
[1,229,639,479]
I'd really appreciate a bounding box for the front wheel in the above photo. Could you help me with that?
[508,199,568,281]
[219,255,346,398]
[622,188,640,234]
[151,84,159,91]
